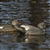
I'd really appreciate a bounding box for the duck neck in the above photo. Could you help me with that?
[39,28,45,32]
[14,25,26,33]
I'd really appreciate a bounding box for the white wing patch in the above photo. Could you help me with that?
[21,25,29,30]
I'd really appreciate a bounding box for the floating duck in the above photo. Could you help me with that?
[0,24,17,35]
[12,20,46,35]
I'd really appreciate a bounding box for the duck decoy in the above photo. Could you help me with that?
[12,20,46,35]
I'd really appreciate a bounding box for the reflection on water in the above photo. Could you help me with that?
[0,34,50,50]
[29,0,50,26]
[0,0,50,50]
[25,35,45,44]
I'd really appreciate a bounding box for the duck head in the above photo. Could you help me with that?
[12,20,22,27]
[38,22,46,29]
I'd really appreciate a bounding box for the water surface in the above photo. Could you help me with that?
[0,0,50,50]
